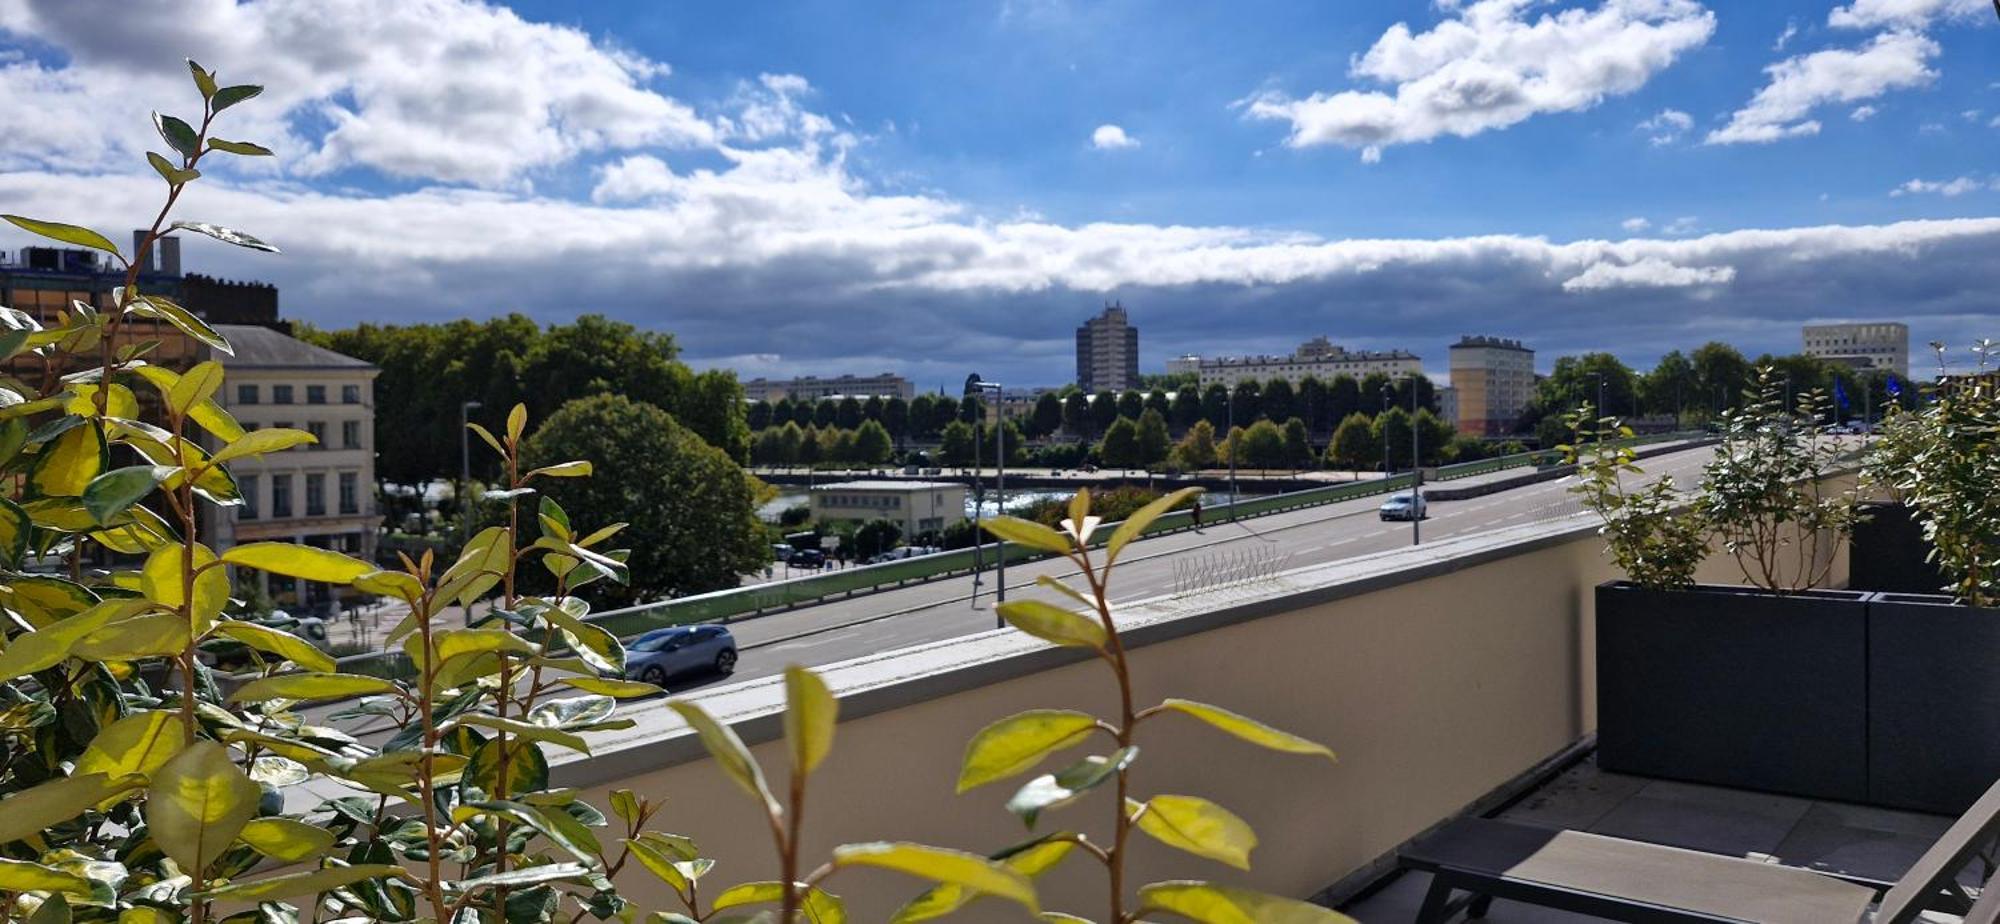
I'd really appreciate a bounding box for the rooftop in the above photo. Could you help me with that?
[212,323,376,370]
[811,479,964,491]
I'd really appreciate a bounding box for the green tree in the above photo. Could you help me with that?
[798,424,823,465]
[1539,353,1638,420]
[1329,374,1361,425]
[1144,389,1171,419]
[959,395,986,425]
[1136,408,1171,467]
[752,426,791,465]
[1032,392,1064,438]
[1091,391,1120,433]
[854,420,893,463]
[1692,341,1753,414]
[1298,375,1328,434]
[862,394,885,423]
[1642,349,1699,416]
[982,420,1028,466]
[1230,380,1262,424]
[747,399,773,430]
[1239,419,1287,468]
[1359,372,1392,410]
[883,395,910,447]
[932,394,962,434]
[1414,409,1453,465]
[1282,417,1312,468]
[1220,425,1248,465]
[792,397,817,426]
[1171,419,1219,470]
[1374,406,1414,470]
[777,420,805,463]
[772,396,796,427]
[1063,391,1092,438]
[1262,378,1297,423]
[852,518,904,558]
[1100,417,1142,469]
[1201,382,1231,430]
[908,393,938,437]
[1328,412,1376,473]
[1117,389,1146,421]
[1394,375,1437,415]
[813,398,838,428]
[939,419,975,466]
[1170,386,1203,430]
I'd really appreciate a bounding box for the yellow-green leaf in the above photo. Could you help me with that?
[667,701,777,815]
[2,216,120,257]
[1107,487,1202,563]
[74,612,189,661]
[784,665,837,776]
[891,836,1076,923]
[230,673,400,704]
[831,843,1037,912]
[128,365,241,434]
[958,710,1099,792]
[0,858,92,896]
[712,881,785,911]
[506,403,528,442]
[451,714,589,754]
[76,711,184,780]
[220,542,372,583]
[1127,796,1257,870]
[526,460,591,479]
[147,741,260,877]
[0,774,143,844]
[468,422,505,456]
[212,621,335,673]
[167,360,224,417]
[623,838,692,899]
[996,599,1107,651]
[353,569,424,604]
[199,864,409,902]
[558,676,660,698]
[0,598,147,679]
[140,542,228,633]
[1155,700,1335,762]
[1006,749,1136,827]
[237,817,336,862]
[29,422,105,497]
[1135,881,1355,924]
[208,427,316,464]
[0,495,28,568]
[980,516,1074,554]
[206,138,272,156]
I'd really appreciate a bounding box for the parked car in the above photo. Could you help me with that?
[624,625,737,685]
[771,543,795,562]
[789,549,827,569]
[1379,491,1428,522]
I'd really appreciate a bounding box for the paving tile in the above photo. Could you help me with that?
[1342,871,1607,924]
[1500,762,1651,831]
[1587,778,1815,856]
[1775,801,1960,884]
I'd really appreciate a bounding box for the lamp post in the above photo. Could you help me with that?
[459,399,481,626]
[966,375,1007,615]
[1225,387,1237,521]
[1380,384,1393,479]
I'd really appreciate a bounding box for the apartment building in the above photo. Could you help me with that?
[1803,322,1909,378]
[1448,335,1536,436]
[743,373,914,402]
[1076,303,1140,393]
[1185,336,1423,389]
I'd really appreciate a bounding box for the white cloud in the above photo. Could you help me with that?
[1662,216,1701,236]
[0,0,714,186]
[1637,108,1693,144]
[1707,31,1938,145]
[1240,0,1714,161]
[1090,124,1139,150]
[1891,176,1995,196]
[1774,20,1800,50]
[1851,104,1880,120]
[1621,217,1652,232]
[1560,257,1736,291]
[1828,0,1989,30]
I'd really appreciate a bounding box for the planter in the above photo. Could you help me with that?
[1849,502,1944,595]
[1868,593,2000,814]
[1595,582,1870,802]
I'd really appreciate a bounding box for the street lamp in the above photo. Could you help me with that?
[966,375,1007,614]
[1225,387,1237,521]
[1380,384,1393,479]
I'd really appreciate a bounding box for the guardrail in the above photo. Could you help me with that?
[1430,430,1702,481]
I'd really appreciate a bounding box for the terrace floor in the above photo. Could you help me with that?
[1341,754,1967,923]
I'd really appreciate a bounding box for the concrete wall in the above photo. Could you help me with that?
[555,507,1853,921]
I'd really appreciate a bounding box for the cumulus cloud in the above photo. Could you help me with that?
[1090,124,1139,150]
[1707,31,1938,144]
[1774,19,1800,50]
[1621,217,1652,232]
[1828,0,1989,30]
[1240,0,1714,161]
[1851,104,1880,120]
[1637,108,1693,145]
[1891,176,1996,196]
[1560,257,1736,291]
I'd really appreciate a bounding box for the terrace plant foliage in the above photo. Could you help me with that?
[1872,342,2000,606]
[1562,405,1708,591]
[0,67,1031,924]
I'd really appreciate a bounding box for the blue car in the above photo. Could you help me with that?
[624,625,738,686]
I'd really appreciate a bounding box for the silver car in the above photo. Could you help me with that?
[624,625,738,686]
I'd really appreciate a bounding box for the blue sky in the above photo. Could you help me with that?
[2,0,1996,386]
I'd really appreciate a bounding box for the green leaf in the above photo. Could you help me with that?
[536,601,624,674]
[237,817,335,862]
[0,774,143,843]
[1154,699,1335,762]
[210,83,263,113]
[146,151,200,186]
[152,112,200,159]
[167,360,224,417]
[147,741,260,877]
[1,216,120,258]
[891,835,1076,923]
[712,881,786,911]
[667,701,777,816]
[169,221,279,253]
[220,542,373,583]
[74,612,189,661]
[453,861,591,893]
[507,403,528,442]
[526,460,591,479]
[208,426,316,464]
[451,714,590,755]
[784,665,837,776]
[140,542,229,633]
[125,296,233,356]
[1107,486,1202,563]
[200,864,409,902]
[831,843,1037,912]
[187,59,216,98]
[212,621,335,672]
[1006,748,1136,827]
[0,495,35,568]
[0,599,146,681]
[354,569,425,604]
[29,421,106,497]
[1127,796,1257,870]
[558,676,660,698]
[76,711,184,781]
[82,465,175,525]
[1134,881,1355,924]
[229,672,400,704]
[624,837,693,898]
[996,599,1107,651]
[958,710,1099,792]
[0,858,92,896]
[206,138,272,156]
[980,516,1074,554]
[468,422,505,456]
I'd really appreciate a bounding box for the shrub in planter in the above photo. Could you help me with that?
[1852,409,1946,594]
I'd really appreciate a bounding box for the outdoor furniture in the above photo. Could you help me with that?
[1397,775,2000,923]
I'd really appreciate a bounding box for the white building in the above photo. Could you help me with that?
[1448,336,1536,437]
[744,373,914,402]
[1076,304,1140,393]
[1184,336,1423,389]
[1803,322,1908,378]
[810,481,967,536]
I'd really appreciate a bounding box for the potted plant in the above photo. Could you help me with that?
[1851,407,1946,594]
[1584,367,1870,803]
[1867,341,2000,813]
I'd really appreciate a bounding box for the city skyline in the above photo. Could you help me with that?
[1,0,1996,386]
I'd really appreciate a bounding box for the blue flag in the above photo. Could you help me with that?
[1834,377,1849,410]
[1886,374,1903,398]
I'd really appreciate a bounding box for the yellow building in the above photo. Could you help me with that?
[1449,335,1535,437]
[810,480,966,537]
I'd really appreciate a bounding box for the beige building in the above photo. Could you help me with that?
[1449,335,1536,436]
[1076,303,1140,393]
[810,480,966,536]
[206,324,379,615]
[1188,336,1423,389]
[742,373,913,402]
[1803,322,1908,378]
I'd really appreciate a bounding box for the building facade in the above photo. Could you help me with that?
[1076,303,1140,393]
[1184,336,1423,389]
[0,243,208,376]
[743,373,914,402]
[206,325,380,616]
[1803,322,1909,378]
[809,481,967,537]
[1448,336,1536,437]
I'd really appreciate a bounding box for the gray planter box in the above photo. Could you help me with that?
[1595,582,1871,802]
[1868,593,2000,814]
[1850,502,1944,595]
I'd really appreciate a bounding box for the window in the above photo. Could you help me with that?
[341,420,361,449]
[342,384,362,404]
[338,472,359,514]
[307,421,327,448]
[236,384,259,405]
[306,385,326,405]
[240,475,259,519]
[305,473,326,516]
[271,475,293,518]
[272,385,294,404]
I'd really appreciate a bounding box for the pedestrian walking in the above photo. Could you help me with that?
[1191,498,1203,532]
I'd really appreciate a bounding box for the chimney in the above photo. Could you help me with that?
[131,230,152,272]
[158,236,181,276]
